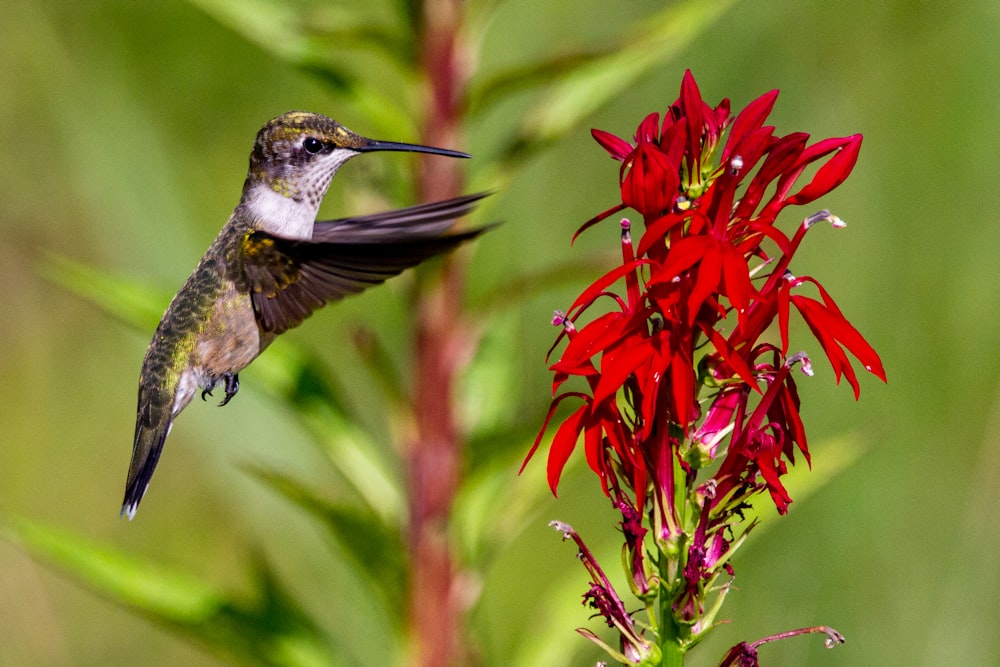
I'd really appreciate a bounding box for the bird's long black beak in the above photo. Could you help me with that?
[358,138,471,159]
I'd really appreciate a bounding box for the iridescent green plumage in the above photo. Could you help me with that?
[123,111,488,518]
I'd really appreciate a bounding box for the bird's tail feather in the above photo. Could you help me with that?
[122,389,173,519]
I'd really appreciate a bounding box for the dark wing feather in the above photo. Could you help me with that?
[245,193,491,334]
[311,192,489,242]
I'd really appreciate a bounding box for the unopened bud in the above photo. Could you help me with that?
[621,217,632,244]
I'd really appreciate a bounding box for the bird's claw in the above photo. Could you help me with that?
[218,373,239,407]
[201,374,240,406]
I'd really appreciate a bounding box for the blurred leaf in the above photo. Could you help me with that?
[40,252,169,330]
[746,434,866,529]
[509,569,605,667]
[494,0,738,166]
[186,0,408,69]
[3,516,342,667]
[454,443,549,568]
[391,0,421,34]
[185,0,419,140]
[248,468,408,617]
[469,253,619,316]
[469,49,608,115]
[347,324,407,408]
[251,339,404,522]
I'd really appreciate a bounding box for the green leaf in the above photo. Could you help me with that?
[3,516,342,667]
[746,434,866,528]
[345,324,407,409]
[184,0,424,142]
[495,0,739,165]
[247,468,408,617]
[186,0,408,70]
[467,254,620,317]
[255,349,405,524]
[40,252,169,330]
[469,49,608,116]
[453,446,550,568]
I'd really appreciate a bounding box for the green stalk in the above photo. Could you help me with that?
[658,581,686,666]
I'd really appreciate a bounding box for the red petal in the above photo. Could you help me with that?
[670,343,696,432]
[757,448,793,514]
[592,128,633,161]
[547,403,589,494]
[593,336,655,405]
[785,134,863,206]
[553,311,627,375]
[735,133,809,221]
[791,295,863,397]
[573,202,628,243]
[723,89,779,160]
[636,208,696,258]
[723,125,775,181]
[721,243,754,317]
[775,381,808,461]
[777,280,792,354]
[700,325,760,390]
[647,234,713,286]
[522,392,587,474]
[635,112,661,144]
[686,242,723,324]
[567,259,650,318]
[679,70,705,166]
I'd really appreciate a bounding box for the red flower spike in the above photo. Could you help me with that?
[532,71,883,661]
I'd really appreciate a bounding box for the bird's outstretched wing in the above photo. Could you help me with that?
[244,192,491,334]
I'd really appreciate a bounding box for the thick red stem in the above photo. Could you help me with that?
[409,1,470,665]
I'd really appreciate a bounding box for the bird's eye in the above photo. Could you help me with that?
[303,137,324,154]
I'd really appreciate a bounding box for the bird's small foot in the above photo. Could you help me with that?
[201,387,213,401]
[218,373,239,407]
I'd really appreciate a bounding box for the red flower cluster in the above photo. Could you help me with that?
[526,71,885,640]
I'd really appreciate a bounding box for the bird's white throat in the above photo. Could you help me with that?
[242,148,359,240]
[242,184,319,239]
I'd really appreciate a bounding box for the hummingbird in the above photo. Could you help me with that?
[122,111,488,519]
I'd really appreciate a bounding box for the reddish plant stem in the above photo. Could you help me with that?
[409,0,469,665]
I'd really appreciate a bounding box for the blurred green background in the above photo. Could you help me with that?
[1,0,998,665]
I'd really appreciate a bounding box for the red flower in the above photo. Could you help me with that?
[529,69,883,502]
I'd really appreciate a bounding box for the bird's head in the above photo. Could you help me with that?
[241,111,470,239]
